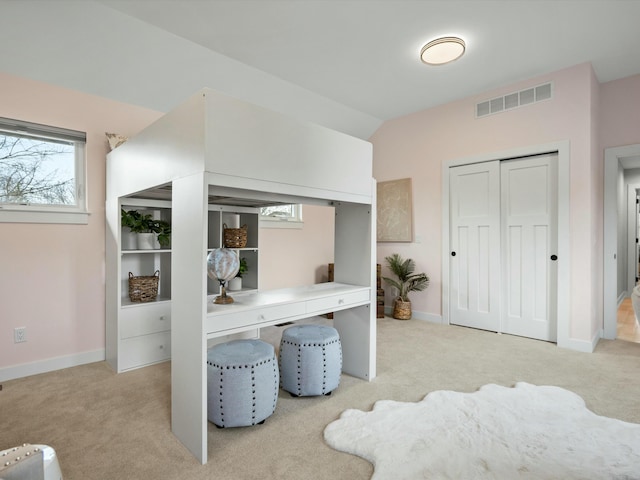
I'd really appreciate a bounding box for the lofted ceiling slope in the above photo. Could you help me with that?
[1,1,640,139]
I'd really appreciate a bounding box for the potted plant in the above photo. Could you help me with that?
[121,209,138,229]
[126,212,155,249]
[228,257,247,291]
[382,253,429,320]
[150,219,171,249]
[123,211,172,250]
[121,209,144,250]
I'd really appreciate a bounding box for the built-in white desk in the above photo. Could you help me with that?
[206,283,370,338]
[204,282,371,379]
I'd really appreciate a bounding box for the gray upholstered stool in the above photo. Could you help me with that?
[279,324,342,396]
[206,339,279,428]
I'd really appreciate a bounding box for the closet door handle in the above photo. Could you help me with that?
[451,251,456,257]
[550,255,558,261]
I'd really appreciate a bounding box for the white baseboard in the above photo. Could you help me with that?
[384,306,602,354]
[411,311,444,324]
[383,306,443,324]
[618,291,628,307]
[559,330,601,353]
[0,349,105,382]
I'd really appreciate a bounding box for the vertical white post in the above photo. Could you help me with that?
[171,173,208,463]
[333,196,376,380]
[105,196,119,371]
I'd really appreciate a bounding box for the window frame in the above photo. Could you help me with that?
[259,204,303,229]
[0,117,88,224]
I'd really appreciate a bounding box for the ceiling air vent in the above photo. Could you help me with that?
[476,82,553,118]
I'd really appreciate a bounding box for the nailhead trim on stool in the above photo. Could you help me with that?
[279,324,342,396]
[206,339,279,428]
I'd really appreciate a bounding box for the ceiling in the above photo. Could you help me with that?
[2,1,640,139]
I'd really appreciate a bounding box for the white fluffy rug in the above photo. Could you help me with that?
[324,382,640,479]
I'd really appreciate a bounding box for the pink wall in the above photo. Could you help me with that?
[259,205,335,289]
[589,67,603,341]
[371,63,600,343]
[0,72,162,372]
[600,74,640,149]
[0,73,338,378]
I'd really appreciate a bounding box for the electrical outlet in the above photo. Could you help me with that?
[14,327,26,343]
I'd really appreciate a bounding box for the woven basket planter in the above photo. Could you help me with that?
[393,299,412,320]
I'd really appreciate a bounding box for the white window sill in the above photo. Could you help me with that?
[259,219,303,229]
[0,209,90,224]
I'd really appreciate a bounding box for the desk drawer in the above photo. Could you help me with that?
[306,289,370,314]
[120,331,171,371]
[209,302,305,333]
[120,303,171,339]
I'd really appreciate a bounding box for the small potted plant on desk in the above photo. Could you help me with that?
[382,253,429,320]
[228,257,247,291]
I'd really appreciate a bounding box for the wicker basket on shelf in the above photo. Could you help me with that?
[223,223,248,248]
[128,270,159,302]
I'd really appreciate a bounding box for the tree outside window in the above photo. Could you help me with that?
[260,204,294,218]
[0,133,76,206]
[259,204,303,228]
[260,204,302,222]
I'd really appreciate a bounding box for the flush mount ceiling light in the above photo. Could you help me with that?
[420,36,466,65]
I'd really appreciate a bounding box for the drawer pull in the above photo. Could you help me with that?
[338,298,345,305]
[258,314,265,321]
[159,345,164,349]
[159,316,166,321]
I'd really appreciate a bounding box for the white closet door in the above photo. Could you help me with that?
[501,154,558,341]
[449,161,501,332]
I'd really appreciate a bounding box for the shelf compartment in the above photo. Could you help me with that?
[121,252,171,304]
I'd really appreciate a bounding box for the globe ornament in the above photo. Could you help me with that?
[207,248,240,304]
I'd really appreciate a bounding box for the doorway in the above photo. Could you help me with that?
[442,141,570,347]
[626,185,640,296]
[603,144,640,340]
[616,298,640,343]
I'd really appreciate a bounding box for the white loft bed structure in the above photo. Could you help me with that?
[105,89,376,463]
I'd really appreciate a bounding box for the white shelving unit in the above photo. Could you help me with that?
[106,88,375,464]
[107,199,261,373]
[108,198,173,372]
[206,205,259,295]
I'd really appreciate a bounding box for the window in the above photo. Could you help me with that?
[260,204,303,228]
[0,117,87,224]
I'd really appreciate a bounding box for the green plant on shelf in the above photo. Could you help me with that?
[126,211,155,233]
[121,209,171,248]
[150,219,171,248]
[236,257,248,278]
[121,209,143,229]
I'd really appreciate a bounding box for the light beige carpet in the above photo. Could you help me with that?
[2,317,640,480]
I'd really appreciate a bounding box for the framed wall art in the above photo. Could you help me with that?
[376,178,413,242]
